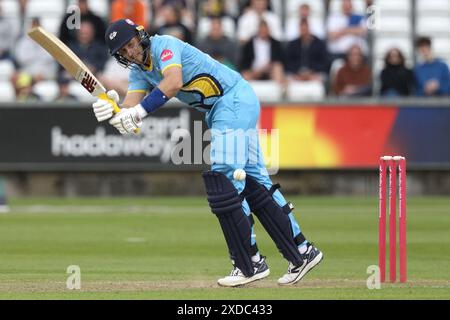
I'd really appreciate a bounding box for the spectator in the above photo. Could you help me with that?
[154,5,193,44]
[285,4,326,41]
[332,45,372,97]
[55,72,78,102]
[111,0,149,30]
[59,0,107,45]
[240,19,286,86]
[13,72,40,102]
[380,48,414,97]
[237,0,283,43]
[285,18,329,83]
[0,4,15,62]
[152,0,196,30]
[197,16,238,70]
[15,17,57,82]
[68,21,108,75]
[414,37,450,97]
[326,0,368,61]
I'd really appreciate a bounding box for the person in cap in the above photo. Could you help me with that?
[92,19,323,287]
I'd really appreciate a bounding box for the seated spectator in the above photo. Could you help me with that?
[67,21,108,75]
[59,0,107,45]
[111,0,148,30]
[15,18,57,82]
[332,45,372,97]
[285,4,326,41]
[380,48,414,97]
[196,16,238,70]
[154,5,193,44]
[0,4,15,62]
[152,0,195,30]
[285,19,329,83]
[13,73,40,102]
[240,19,286,87]
[237,0,283,43]
[326,0,368,61]
[55,72,78,102]
[414,37,450,97]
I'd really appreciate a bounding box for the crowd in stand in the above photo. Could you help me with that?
[0,0,449,102]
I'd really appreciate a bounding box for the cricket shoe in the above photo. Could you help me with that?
[218,256,270,287]
[278,243,323,286]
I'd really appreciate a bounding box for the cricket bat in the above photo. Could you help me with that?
[27,26,139,133]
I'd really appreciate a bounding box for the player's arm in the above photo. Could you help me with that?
[122,91,147,108]
[158,65,183,98]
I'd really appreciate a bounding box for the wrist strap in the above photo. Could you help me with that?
[141,87,169,113]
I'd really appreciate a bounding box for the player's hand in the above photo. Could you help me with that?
[109,106,143,135]
[92,90,120,122]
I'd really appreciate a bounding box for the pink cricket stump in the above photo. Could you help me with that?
[388,159,397,283]
[378,157,387,283]
[398,158,407,283]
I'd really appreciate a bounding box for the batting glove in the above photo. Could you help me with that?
[109,104,148,135]
[92,90,120,122]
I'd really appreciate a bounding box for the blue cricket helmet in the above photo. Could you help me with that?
[105,19,150,68]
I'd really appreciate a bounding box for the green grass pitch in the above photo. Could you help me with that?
[0,196,449,299]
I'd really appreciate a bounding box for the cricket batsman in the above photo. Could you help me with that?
[92,19,323,287]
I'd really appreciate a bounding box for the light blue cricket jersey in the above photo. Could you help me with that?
[128,34,243,111]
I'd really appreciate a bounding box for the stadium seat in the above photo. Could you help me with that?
[374,16,411,34]
[26,0,65,18]
[0,81,16,102]
[196,16,236,40]
[416,0,450,13]
[286,81,325,101]
[432,38,450,59]
[374,0,411,14]
[1,0,20,16]
[86,0,109,19]
[69,81,96,102]
[33,80,59,102]
[40,17,63,35]
[417,16,450,35]
[0,61,15,82]
[248,81,283,102]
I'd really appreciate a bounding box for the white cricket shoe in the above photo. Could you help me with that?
[218,256,270,287]
[278,243,323,286]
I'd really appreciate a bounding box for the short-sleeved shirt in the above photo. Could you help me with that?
[128,34,242,112]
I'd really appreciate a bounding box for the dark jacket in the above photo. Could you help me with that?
[240,37,283,71]
[285,36,329,74]
[59,11,107,45]
[380,64,414,96]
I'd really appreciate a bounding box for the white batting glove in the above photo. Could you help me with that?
[109,104,148,135]
[92,90,120,122]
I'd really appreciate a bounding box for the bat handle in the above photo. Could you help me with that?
[98,92,141,135]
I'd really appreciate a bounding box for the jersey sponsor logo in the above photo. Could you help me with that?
[81,72,97,93]
[160,49,174,62]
